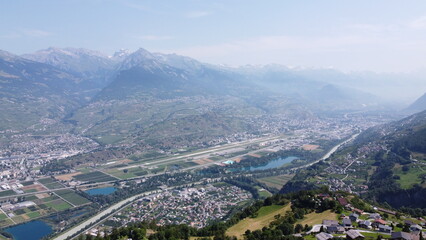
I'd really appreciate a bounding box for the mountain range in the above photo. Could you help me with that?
[0,47,421,149]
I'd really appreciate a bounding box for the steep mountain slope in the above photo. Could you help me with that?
[68,48,309,146]
[405,93,426,114]
[2,47,388,151]
[0,50,86,131]
[282,110,426,209]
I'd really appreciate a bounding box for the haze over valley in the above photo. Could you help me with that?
[2,1,426,240]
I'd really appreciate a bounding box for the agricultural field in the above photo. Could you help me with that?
[257,174,294,190]
[72,171,118,182]
[105,167,148,179]
[0,187,92,228]
[0,190,16,198]
[54,190,91,206]
[255,186,272,198]
[37,178,64,189]
[226,204,291,239]
[45,199,73,211]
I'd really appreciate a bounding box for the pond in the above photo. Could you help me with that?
[85,187,117,196]
[4,220,52,240]
[236,156,299,172]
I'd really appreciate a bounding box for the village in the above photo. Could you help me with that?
[86,183,252,237]
[310,195,426,240]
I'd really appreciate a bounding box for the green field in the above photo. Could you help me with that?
[298,210,339,226]
[23,189,37,193]
[37,178,64,189]
[54,190,91,206]
[107,167,148,179]
[0,190,16,197]
[394,165,425,189]
[226,204,291,239]
[46,199,73,211]
[257,174,294,190]
[41,195,60,202]
[26,211,41,219]
[0,214,7,221]
[0,219,14,228]
[255,186,272,198]
[72,171,118,182]
[21,181,34,186]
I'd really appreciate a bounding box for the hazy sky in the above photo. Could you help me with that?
[2,0,426,72]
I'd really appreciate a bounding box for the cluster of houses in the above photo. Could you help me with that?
[312,196,425,240]
[315,215,425,240]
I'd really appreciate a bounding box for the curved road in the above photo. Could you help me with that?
[294,133,359,170]
[52,190,157,240]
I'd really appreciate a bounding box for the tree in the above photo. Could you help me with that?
[278,222,294,235]
[403,224,410,233]
[295,224,304,233]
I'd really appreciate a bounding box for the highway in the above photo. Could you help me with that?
[294,133,359,170]
[52,190,157,240]
[51,182,204,240]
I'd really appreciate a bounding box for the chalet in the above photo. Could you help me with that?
[353,208,364,215]
[338,197,349,206]
[358,220,372,229]
[316,232,334,240]
[391,232,419,240]
[369,213,381,220]
[404,220,414,226]
[349,213,359,222]
[346,230,365,240]
[379,224,392,233]
[327,225,345,234]
[409,224,422,232]
[343,218,352,228]
[372,219,388,228]
[323,220,339,227]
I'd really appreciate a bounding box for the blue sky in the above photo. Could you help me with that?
[1,0,426,72]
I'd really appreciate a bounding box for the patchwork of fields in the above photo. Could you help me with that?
[0,178,91,228]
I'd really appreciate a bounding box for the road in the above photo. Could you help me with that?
[52,182,203,240]
[294,133,359,170]
[52,189,157,240]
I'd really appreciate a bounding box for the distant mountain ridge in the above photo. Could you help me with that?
[22,47,118,90]
[406,93,426,114]
[0,47,395,149]
[0,50,86,131]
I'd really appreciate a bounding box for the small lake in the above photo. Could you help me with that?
[4,220,52,240]
[235,156,299,172]
[85,187,117,196]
